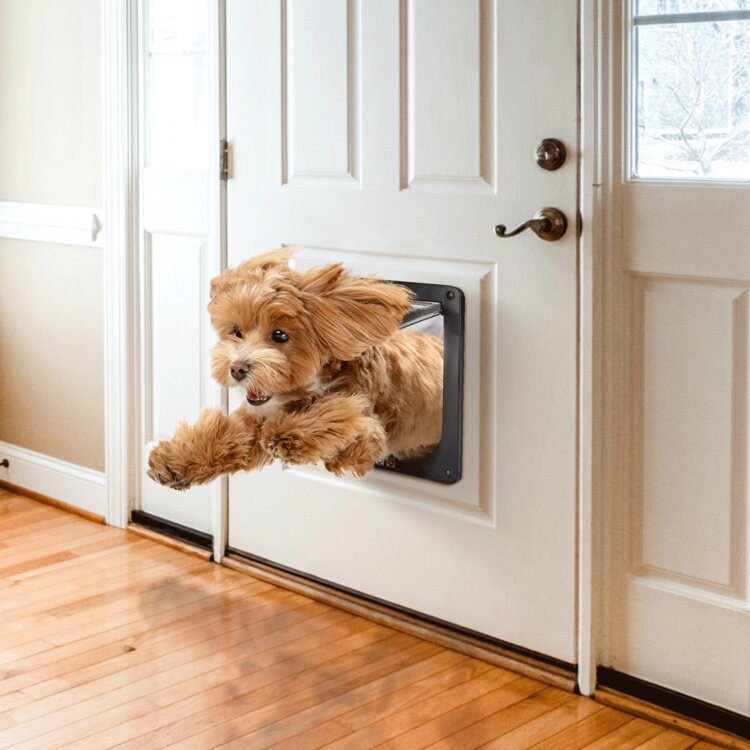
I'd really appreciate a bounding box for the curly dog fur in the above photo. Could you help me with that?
[147,248,443,490]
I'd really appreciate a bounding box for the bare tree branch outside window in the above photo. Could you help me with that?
[635,0,750,178]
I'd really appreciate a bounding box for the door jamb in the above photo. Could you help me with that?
[209,0,229,562]
[577,0,598,696]
[578,0,626,696]
[102,0,227,546]
[103,0,138,529]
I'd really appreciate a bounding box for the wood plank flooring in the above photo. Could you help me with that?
[0,489,732,749]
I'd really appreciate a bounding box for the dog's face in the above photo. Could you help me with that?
[208,249,412,409]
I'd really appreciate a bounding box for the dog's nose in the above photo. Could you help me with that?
[230,361,250,381]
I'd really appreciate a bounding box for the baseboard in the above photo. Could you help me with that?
[596,671,750,750]
[222,551,577,692]
[0,441,106,518]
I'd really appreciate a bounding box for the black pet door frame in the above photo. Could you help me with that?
[374,281,465,485]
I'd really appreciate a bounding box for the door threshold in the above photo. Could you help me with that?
[129,509,213,558]
[596,669,750,750]
[128,523,213,560]
[222,549,577,692]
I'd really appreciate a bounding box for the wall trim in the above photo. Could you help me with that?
[0,441,106,518]
[103,0,138,528]
[0,201,103,247]
[209,0,229,570]
[577,0,603,697]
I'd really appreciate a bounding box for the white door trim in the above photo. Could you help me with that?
[103,0,139,528]
[577,0,598,697]
[209,0,228,563]
[578,0,623,696]
[103,0,226,539]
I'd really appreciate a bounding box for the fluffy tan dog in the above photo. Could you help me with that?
[147,248,443,490]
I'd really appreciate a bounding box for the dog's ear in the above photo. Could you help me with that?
[209,247,295,302]
[299,264,413,360]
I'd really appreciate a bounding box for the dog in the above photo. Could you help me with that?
[147,248,443,490]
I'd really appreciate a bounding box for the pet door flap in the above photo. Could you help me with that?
[374,281,464,485]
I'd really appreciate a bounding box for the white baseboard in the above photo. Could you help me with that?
[0,441,106,517]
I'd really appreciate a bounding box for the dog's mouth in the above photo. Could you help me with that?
[246,390,272,406]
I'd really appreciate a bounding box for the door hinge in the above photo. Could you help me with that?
[220,139,229,181]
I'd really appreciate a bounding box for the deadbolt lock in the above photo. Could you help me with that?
[535,138,566,171]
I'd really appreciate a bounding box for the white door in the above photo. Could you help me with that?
[603,1,750,715]
[137,0,222,535]
[225,0,579,662]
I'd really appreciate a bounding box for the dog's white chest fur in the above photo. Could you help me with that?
[242,377,328,421]
[245,396,287,420]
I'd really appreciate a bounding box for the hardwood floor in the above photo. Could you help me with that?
[0,489,734,749]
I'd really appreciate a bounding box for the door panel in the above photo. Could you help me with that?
[137,0,220,534]
[605,0,750,715]
[141,230,213,531]
[226,0,578,661]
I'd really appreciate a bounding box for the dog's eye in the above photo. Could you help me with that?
[231,326,243,339]
[271,329,289,344]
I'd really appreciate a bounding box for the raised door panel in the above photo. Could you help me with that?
[283,0,359,185]
[141,232,213,533]
[620,275,750,715]
[402,0,494,192]
[632,278,747,597]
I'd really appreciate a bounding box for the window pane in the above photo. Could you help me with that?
[147,0,209,168]
[634,18,750,180]
[150,0,207,54]
[149,54,208,168]
[637,0,750,15]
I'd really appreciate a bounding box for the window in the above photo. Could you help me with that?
[632,0,750,180]
[146,0,209,168]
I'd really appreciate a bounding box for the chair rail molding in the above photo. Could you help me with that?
[0,201,103,246]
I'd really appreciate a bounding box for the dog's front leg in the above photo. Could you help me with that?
[260,394,387,476]
[147,408,271,490]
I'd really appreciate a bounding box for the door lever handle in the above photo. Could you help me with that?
[495,207,567,242]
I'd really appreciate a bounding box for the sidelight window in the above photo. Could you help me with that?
[146,0,209,168]
[632,0,750,180]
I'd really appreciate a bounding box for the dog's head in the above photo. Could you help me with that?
[208,248,412,408]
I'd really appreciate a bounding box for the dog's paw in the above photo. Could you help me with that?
[147,444,193,491]
[261,431,318,465]
[323,434,382,478]
[324,451,375,478]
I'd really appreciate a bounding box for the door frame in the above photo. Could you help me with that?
[103,0,604,693]
[102,0,227,556]
[103,0,138,530]
[578,0,623,697]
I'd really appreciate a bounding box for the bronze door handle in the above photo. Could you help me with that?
[495,207,567,242]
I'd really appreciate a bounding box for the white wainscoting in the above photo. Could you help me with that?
[0,201,103,247]
[0,200,107,518]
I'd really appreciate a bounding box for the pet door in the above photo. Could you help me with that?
[374,281,464,485]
